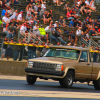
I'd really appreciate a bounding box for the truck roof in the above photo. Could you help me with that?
[49,45,89,51]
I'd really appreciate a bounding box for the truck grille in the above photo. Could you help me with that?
[33,62,56,70]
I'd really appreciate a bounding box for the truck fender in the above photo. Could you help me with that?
[96,71,100,80]
[63,67,75,78]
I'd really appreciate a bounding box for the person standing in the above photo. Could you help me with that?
[1,37,8,60]
[28,38,37,60]
[13,39,24,61]
[6,38,14,60]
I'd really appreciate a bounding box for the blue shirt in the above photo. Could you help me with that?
[69,20,74,27]
[1,9,6,17]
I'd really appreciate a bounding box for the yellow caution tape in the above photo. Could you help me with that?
[4,43,49,48]
[4,43,99,52]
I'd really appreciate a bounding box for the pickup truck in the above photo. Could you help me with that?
[25,45,100,90]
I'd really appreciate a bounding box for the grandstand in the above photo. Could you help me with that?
[0,0,100,47]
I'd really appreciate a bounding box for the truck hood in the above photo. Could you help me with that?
[29,57,77,64]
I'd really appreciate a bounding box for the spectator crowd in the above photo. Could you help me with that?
[0,0,100,61]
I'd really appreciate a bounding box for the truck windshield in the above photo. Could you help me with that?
[44,48,80,60]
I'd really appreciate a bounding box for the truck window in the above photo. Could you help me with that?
[80,51,88,62]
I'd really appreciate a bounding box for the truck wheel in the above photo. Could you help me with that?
[59,80,64,87]
[26,75,37,85]
[63,71,74,88]
[93,78,100,90]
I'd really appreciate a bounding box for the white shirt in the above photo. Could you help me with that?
[85,1,90,6]
[17,13,22,21]
[76,29,82,36]
[20,25,27,33]
[2,16,9,24]
[41,4,46,9]
[53,23,57,27]
[34,5,38,11]
[10,12,17,20]
[91,1,95,7]
[45,26,50,31]
[86,33,89,38]
[77,1,80,6]
[33,25,40,35]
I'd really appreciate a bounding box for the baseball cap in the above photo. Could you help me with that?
[33,3,35,5]
[43,1,46,3]
[55,21,58,23]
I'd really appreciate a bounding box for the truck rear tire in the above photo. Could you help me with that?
[26,75,37,85]
[62,71,74,88]
[93,78,100,90]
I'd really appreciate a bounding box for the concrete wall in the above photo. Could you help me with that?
[0,60,27,76]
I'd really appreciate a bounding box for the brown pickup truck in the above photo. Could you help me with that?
[25,45,100,90]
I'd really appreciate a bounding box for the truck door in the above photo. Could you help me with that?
[91,52,100,80]
[76,51,92,80]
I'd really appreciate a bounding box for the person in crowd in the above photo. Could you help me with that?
[54,21,59,27]
[53,0,60,6]
[82,43,85,48]
[1,8,6,17]
[93,46,100,62]
[6,38,14,60]
[14,0,19,4]
[26,13,32,21]
[66,10,73,20]
[26,2,32,12]
[20,23,27,38]
[76,27,82,36]
[58,16,64,27]
[69,29,77,45]
[17,10,24,21]
[69,18,74,27]
[90,0,96,11]
[41,1,46,10]
[0,0,2,7]
[2,13,10,26]
[28,38,38,59]
[64,2,70,12]
[2,0,7,9]
[53,28,67,45]
[8,23,16,38]
[33,22,40,37]
[13,39,24,61]
[1,37,8,60]
[43,10,48,24]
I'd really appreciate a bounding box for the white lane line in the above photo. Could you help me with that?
[0,89,99,99]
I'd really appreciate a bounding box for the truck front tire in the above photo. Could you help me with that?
[93,78,100,90]
[62,71,74,88]
[26,75,37,85]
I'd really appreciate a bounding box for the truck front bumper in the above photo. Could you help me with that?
[25,68,64,76]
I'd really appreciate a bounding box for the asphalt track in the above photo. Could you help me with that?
[0,75,100,100]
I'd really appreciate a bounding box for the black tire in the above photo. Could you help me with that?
[26,75,37,85]
[93,78,100,90]
[62,71,74,88]
[59,79,64,87]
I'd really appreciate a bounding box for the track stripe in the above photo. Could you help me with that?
[0,89,99,99]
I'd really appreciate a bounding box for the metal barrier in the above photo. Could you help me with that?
[81,36,100,49]
[18,30,43,45]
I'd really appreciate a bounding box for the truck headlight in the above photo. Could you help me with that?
[55,64,63,71]
[28,61,33,68]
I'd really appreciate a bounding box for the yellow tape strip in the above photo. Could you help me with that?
[4,43,100,52]
[4,43,49,48]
